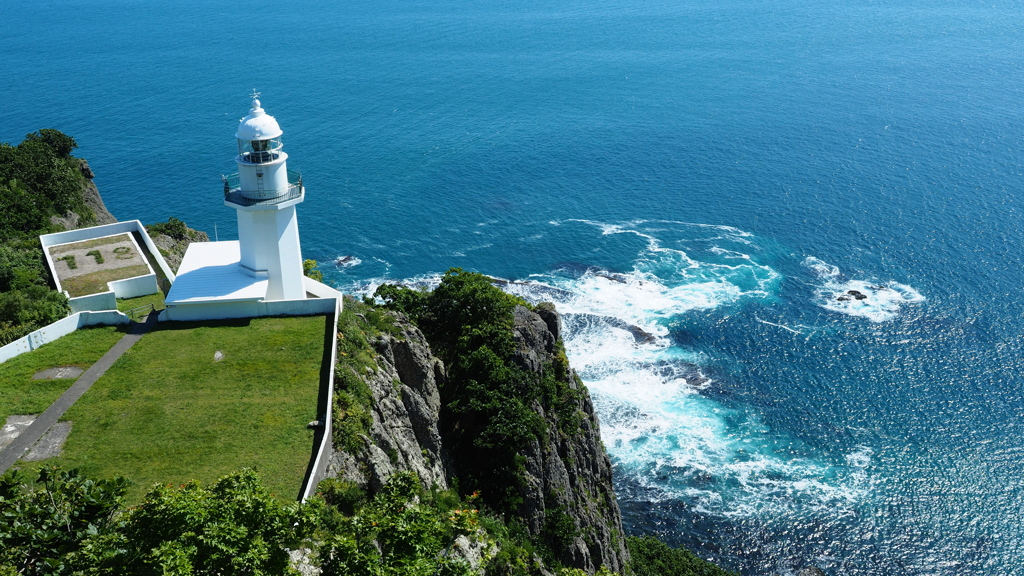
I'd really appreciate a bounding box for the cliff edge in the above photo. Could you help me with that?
[327,292,628,574]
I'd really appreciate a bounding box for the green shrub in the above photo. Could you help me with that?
[146,216,190,240]
[303,259,324,282]
[73,469,316,575]
[627,535,737,576]
[317,478,367,517]
[332,297,408,453]
[0,466,131,575]
[0,130,95,344]
[318,472,482,576]
[0,131,91,223]
[375,269,590,562]
[0,285,70,346]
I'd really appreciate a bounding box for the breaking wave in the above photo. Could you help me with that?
[346,221,878,527]
[804,257,925,322]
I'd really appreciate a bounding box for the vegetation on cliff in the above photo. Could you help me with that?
[378,270,543,510]
[0,130,93,236]
[0,130,100,344]
[0,130,210,344]
[144,217,209,274]
[1,466,734,576]
[365,270,733,576]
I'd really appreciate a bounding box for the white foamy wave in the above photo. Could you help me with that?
[804,257,925,322]
[505,221,780,332]
[593,385,869,517]
[349,271,444,299]
[508,299,866,515]
[333,255,362,268]
[360,222,872,521]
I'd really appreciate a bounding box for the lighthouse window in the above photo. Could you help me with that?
[238,137,283,164]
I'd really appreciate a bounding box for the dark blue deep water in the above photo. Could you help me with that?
[3,0,1023,573]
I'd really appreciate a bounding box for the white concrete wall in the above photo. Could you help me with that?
[69,291,117,314]
[39,219,177,287]
[303,276,342,299]
[108,274,159,299]
[0,311,130,364]
[261,297,336,317]
[163,294,339,322]
[163,300,262,322]
[41,220,178,314]
[299,305,338,502]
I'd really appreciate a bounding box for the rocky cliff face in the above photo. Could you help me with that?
[150,228,210,273]
[76,160,117,226]
[49,159,117,230]
[511,304,629,573]
[327,303,629,574]
[327,316,451,493]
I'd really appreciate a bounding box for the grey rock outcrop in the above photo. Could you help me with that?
[510,305,629,573]
[326,304,629,574]
[50,160,117,230]
[327,316,451,492]
[150,229,209,273]
[78,160,117,225]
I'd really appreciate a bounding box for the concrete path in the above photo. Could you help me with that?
[0,312,160,475]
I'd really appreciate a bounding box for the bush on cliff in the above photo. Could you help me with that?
[318,471,486,576]
[0,467,130,575]
[0,130,92,230]
[627,536,737,576]
[376,269,541,513]
[0,130,97,345]
[1,467,316,576]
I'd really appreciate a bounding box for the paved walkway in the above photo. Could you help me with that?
[0,313,161,475]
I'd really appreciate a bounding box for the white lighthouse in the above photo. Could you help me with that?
[165,96,345,322]
[224,97,306,301]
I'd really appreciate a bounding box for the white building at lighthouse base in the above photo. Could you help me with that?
[163,240,340,322]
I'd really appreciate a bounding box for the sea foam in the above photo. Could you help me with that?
[804,257,925,322]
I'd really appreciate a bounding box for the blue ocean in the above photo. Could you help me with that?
[3,0,1023,573]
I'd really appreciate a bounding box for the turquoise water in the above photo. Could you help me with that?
[3,0,1024,573]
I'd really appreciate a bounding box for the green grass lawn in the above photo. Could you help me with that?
[28,316,326,502]
[0,326,126,423]
[117,292,166,315]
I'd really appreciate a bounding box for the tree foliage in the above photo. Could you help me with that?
[319,472,482,576]
[0,467,131,575]
[375,269,539,514]
[0,130,90,345]
[0,130,90,227]
[0,468,317,576]
[627,536,738,576]
[303,259,324,282]
[145,216,190,241]
[85,469,315,575]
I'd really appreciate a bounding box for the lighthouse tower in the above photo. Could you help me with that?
[224,97,306,301]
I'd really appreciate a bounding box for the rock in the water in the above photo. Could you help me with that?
[798,567,827,576]
[847,289,868,300]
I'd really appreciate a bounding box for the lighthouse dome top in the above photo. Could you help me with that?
[236,98,283,141]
